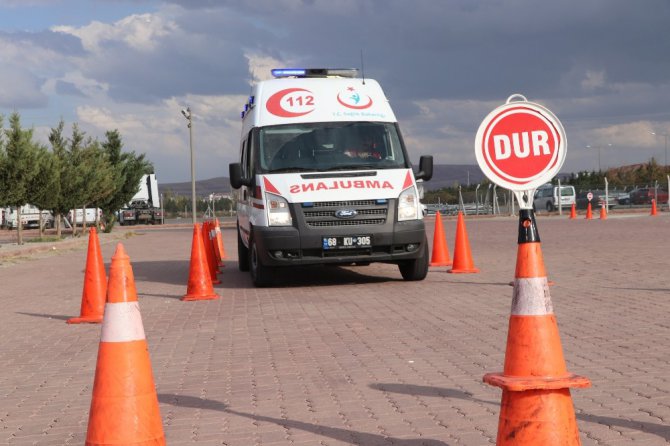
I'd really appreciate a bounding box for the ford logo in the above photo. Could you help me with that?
[335,209,358,219]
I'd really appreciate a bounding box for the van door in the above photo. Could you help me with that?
[237,132,253,245]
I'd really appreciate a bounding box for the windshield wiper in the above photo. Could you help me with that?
[321,164,377,171]
[268,166,314,173]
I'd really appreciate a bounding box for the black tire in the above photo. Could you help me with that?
[249,234,273,287]
[546,201,554,212]
[398,237,429,281]
[237,225,249,272]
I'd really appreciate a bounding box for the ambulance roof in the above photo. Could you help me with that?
[240,70,397,133]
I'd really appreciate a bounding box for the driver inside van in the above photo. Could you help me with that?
[343,131,383,160]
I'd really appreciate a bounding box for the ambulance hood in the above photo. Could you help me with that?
[253,78,396,127]
[260,169,415,203]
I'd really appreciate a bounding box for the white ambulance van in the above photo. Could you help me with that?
[229,68,433,286]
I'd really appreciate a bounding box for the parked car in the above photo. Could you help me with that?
[575,190,617,210]
[610,189,631,205]
[629,187,669,205]
[532,183,576,212]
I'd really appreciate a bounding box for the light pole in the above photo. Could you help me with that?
[650,131,668,168]
[586,143,612,172]
[181,107,196,225]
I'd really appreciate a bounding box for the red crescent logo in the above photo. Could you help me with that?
[266,88,315,118]
[337,93,373,109]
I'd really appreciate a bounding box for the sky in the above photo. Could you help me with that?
[1,0,669,184]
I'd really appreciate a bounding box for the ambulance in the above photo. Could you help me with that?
[229,68,433,286]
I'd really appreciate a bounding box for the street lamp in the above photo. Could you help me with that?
[586,143,612,172]
[649,131,668,168]
[181,107,196,225]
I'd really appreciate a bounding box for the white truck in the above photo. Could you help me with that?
[68,208,102,226]
[3,205,54,230]
[118,173,163,225]
[229,68,433,286]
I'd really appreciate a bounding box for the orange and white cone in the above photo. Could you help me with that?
[183,224,220,301]
[448,211,479,273]
[569,203,577,219]
[68,227,107,324]
[585,202,593,219]
[483,209,590,445]
[214,218,227,265]
[651,198,658,216]
[600,204,608,220]
[429,211,452,267]
[85,243,165,446]
[202,221,221,282]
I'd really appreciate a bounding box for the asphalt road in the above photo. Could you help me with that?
[0,212,669,445]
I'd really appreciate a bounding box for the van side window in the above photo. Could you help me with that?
[240,138,248,178]
[247,130,255,176]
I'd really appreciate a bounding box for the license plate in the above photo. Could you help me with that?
[322,235,371,250]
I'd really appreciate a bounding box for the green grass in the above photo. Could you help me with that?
[26,236,65,243]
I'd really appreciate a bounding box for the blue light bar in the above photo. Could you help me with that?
[376,199,388,205]
[271,68,359,78]
[271,68,306,78]
[301,202,314,208]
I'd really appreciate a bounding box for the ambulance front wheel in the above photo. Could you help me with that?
[398,237,429,281]
[250,235,273,287]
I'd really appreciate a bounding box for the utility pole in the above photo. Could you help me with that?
[181,107,196,225]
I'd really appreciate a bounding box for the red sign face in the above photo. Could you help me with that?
[475,101,566,191]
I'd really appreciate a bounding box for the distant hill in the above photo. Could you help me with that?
[159,165,486,196]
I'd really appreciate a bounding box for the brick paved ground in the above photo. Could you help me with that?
[0,213,668,445]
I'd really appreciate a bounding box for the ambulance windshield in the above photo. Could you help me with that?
[258,122,407,173]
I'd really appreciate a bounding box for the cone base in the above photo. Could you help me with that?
[484,372,591,392]
[181,293,219,301]
[495,388,582,446]
[447,267,480,274]
[67,315,103,324]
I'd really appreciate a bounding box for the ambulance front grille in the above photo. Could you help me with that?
[301,200,389,227]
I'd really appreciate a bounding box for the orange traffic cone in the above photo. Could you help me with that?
[483,209,590,445]
[183,224,220,301]
[67,227,107,324]
[429,211,452,267]
[448,211,479,273]
[569,203,577,219]
[600,204,608,220]
[214,218,227,265]
[585,202,593,219]
[202,221,221,283]
[85,243,165,446]
[651,198,658,216]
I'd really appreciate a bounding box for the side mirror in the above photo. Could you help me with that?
[229,163,245,189]
[415,155,433,181]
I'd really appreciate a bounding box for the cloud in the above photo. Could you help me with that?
[3,0,670,182]
[73,92,247,183]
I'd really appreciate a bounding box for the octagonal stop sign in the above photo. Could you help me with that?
[475,95,567,196]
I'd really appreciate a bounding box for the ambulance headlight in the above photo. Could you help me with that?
[398,187,419,221]
[266,193,293,226]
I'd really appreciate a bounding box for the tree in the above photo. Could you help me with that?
[0,115,6,205]
[98,130,152,232]
[48,120,76,237]
[77,140,116,229]
[27,145,60,237]
[1,113,40,245]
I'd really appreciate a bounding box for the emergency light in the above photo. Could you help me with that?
[271,68,359,78]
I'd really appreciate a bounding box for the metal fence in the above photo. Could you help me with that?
[423,175,670,216]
